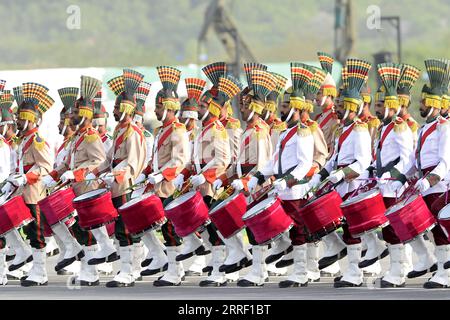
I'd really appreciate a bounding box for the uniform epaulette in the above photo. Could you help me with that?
[353,120,368,132]
[272,118,287,132]
[438,117,450,130]
[212,121,228,139]
[406,118,418,133]
[368,116,381,130]
[33,133,46,150]
[297,122,312,137]
[394,117,408,133]
[225,117,241,129]
[84,127,99,143]
[305,119,318,133]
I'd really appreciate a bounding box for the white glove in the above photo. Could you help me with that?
[42,175,57,188]
[329,170,345,184]
[135,173,147,185]
[231,179,244,191]
[391,180,404,193]
[190,174,206,188]
[99,172,115,187]
[60,170,75,183]
[273,179,287,192]
[212,179,223,191]
[378,172,391,185]
[173,174,185,190]
[85,172,96,181]
[309,174,322,188]
[8,174,26,187]
[415,177,431,193]
[147,173,164,185]
[1,182,12,194]
[247,176,259,193]
[298,183,311,198]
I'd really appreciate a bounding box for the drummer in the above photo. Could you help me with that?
[0,83,54,287]
[408,59,450,289]
[0,89,13,285]
[45,76,107,287]
[310,58,373,288]
[249,63,316,288]
[92,91,113,154]
[139,66,189,286]
[360,63,415,288]
[172,77,210,276]
[91,69,147,288]
[188,74,245,287]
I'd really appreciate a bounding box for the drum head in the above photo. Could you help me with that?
[164,191,197,210]
[438,203,450,219]
[73,188,108,203]
[341,189,380,207]
[209,192,242,215]
[119,193,154,210]
[385,195,417,216]
[243,196,277,220]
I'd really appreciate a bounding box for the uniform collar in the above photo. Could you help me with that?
[162,118,176,128]
[23,127,38,137]
[322,102,334,113]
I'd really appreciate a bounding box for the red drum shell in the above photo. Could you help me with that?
[340,190,388,237]
[0,196,33,236]
[164,191,209,237]
[243,196,293,245]
[438,203,450,241]
[297,190,343,238]
[209,193,247,239]
[386,194,436,243]
[72,189,118,230]
[119,193,166,235]
[43,214,77,237]
[38,188,76,226]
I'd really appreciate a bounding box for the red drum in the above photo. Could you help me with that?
[42,215,77,237]
[119,193,166,236]
[242,196,293,245]
[385,194,436,243]
[72,189,118,230]
[0,196,34,236]
[164,191,210,237]
[209,193,247,239]
[38,188,76,226]
[297,190,343,239]
[106,221,115,237]
[340,189,389,237]
[438,204,450,241]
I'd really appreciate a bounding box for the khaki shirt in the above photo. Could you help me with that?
[53,126,106,196]
[193,117,231,197]
[97,122,147,198]
[15,128,53,204]
[151,119,189,199]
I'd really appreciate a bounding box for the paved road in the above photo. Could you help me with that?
[1,255,449,300]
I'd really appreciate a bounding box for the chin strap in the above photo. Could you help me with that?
[357,102,364,117]
[61,125,67,136]
[160,109,168,123]
[383,107,389,120]
[320,96,327,107]
[184,118,190,126]
[426,107,434,119]
[200,109,209,122]
[285,108,295,123]
[76,117,86,131]
[342,109,349,121]
[395,107,401,116]
[264,110,270,121]
[246,111,255,122]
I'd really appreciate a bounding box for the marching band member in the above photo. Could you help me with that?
[361,63,415,288]
[172,78,210,276]
[140,66,189,286]
[310,58,373,288]
[92,91,113,153]
[0,89,12,285]
[250,63,316,288]
[188,75,244,286]
[408,59,450,289]
[92,69,147,287]
[315,52,340,156]
[1,83,54,286]
[45,76,107,286]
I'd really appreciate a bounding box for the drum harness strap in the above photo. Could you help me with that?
[331,122,355,172]
[275,126,298,176]
[416,121,438,178]
[374,123,402,180]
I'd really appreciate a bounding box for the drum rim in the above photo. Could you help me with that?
[164,191,197,210]
[242,196,278,220]
[118,192,154,210]
[209,192,243,215]
[438,202,450,219]
[403,222,437,244]
[302,190,336,209]
[385,194,419,216]
[340,189,380,207]
[256,223,294,245]
[350,220,390,238]
[73,188,109,202]
[0,195,21,207]
[128,217,168,237]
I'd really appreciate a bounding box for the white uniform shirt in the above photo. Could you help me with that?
[0,135,11,182]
